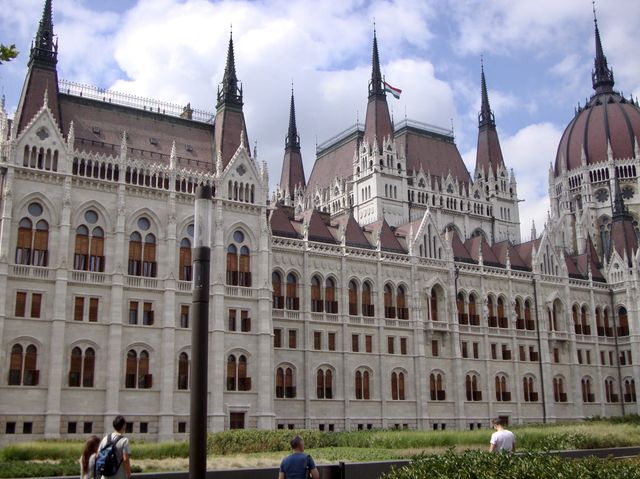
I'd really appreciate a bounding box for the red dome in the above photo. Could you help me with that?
[554,92,640,177]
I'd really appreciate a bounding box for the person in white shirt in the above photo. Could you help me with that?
[489,417,516,453]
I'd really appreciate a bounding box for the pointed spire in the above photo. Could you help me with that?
[285,86,300,151]
[478,57,495,128]
[217,29,242,108]
[612,167,628,219]
[369,27,384,98]
[30,0,57,67]
[591,3,615,94]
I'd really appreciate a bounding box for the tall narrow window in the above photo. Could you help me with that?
[284,367,295,398]
[276,367,284,398]
[179,238,192,281]
[16,218,33,265]
[125,349,151,389]
[362,282,374,317]
[83,348,95,387]
[68,347,95,387]
[69,347,82,387]
[129,301,138,324]
[430,288,439,321]
[430,372,445,400]
[226,231,251,286]
[316,368,333,399]
[142,234,157,277]
[469,294,479,325]
[311,275,323,312]
[384,284,395,318]
[239,246,251,287]
[15,291,26,317]
[23,345,39,386]
[272,272,284,309]
[286,274,299,310]
[128,232,142,276]
[618,307,629,337]
[142,302,154,326]
[8,344,23,385]
[30,293,42,318]
[32,220,49,266]
[348,280,358,316]
[226,355,237,391]
[240,310,250,332]
[355,371,363,399]
[325,278,337,314]
[138,350,151,388]
[397,286,408,319]
[88,298,99,322]
[391,371,405,400]
[178,352,189,390]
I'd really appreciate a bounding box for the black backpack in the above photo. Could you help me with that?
[95,433,123,477]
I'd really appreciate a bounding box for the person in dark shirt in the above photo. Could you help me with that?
[279,435,319,479]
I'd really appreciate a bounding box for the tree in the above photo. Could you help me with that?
[0,44,18,64]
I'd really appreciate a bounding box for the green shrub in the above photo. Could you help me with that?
[0,460,142,478]
[382,450,640,479]
[208,429,338,455]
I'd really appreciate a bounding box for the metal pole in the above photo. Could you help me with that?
[190,185,212,479]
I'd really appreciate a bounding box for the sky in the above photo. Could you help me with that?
[1,0,639,240]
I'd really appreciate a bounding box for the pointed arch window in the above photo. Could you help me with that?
[430,372,445,401]
[618,306,629,336]
[361,282,374,317]
[311,275,323,312]
[495,374,510,402]
[178,352,190,390]
[226,231,251,286]
[325,278,337,314]
[272,272,284,309]
[348,280,358,316]
[316,368,333,399]
[397,286,408,319]
[128,221,157,277]
[9,344,40,386]
[179,238,192,281]
[16,214,49,267]
[497,297,507,328]
[465,373,481,401]
[384,284,395,318]
[523,376,538,402]
[581,377,594,402]
[68,346,95,387]
[125,349,152,389]
[487,296,497,327]
[553,376,567,402]
[624,379,637,403]
[286,273,299,310]
[391,371,405,400]
[524,299,534,330]
[430,288,440,321]
[275,366,296,398]
[605,378,619,403]
[355,369,370,400]
[226,354,251,391]
[74,223,105,272]
[457,292,467,324]
[469,294,479,325]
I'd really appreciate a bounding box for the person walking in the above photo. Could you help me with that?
[80,435,101,479]
[96,415,132,479]
[489,417,516,453]
[279,435,319,479]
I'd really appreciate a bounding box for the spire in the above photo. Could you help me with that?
[363,28,393,150]
[610,166,638,266]
[369,27,384,98]
[591,4,614,94]
[280,88,306,200]
[612,168,628,219]
[217,30,242,109]
[30,0,57,68]
[474,60,505,179]
[285,86,300,151]
[478,58,495,128]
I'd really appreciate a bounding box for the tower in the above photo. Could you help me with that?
[278,88,306,205]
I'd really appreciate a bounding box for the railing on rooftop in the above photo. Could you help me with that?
[317,123,364,153]
[59,79,216,125]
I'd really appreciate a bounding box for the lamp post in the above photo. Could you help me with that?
[190,185,212,479]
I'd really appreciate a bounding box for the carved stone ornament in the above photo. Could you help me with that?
[36,126,49,141]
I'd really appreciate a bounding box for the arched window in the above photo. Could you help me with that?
[272,272,284,309]
[497,297,507,328]
[469,293,479,325]
[316,368,333,399]
[523,376,538,402]
[465,373,481,401]
[226,230,251,287]
[384,284,395,318]
[549,300,562,331]
[552,377,565,402]
[604,378,618,403]
[603,308,613,336]
[457,292,467,324]
[495,374,510,402]
[226,354,251,391]
[429,287,440,321]
[8,344,23,385]
[348,280,358,316]
[430,372,445,400]
[596,307,604,336]
[397,286,408,319]
[178,352,190,390]
[624,379,637,403]
[69,346,95,387]
[572,305,581,334]
[74,210,105,271]
[16,213,49,267]
[179,238,192,281]
[487,296,496,327]
[128,218,157,277]
[580,306,590,335]
[276,366,296,398]
[355,369,370,400]
[286,273,299,310]
[391,371,405,400]
[581,377,594,402]
[618,306,629,336]
[325,278,337,314]
[361,282,374,317]
[311,275,323,312]
[125,349,152,389]
[524,299,534,330]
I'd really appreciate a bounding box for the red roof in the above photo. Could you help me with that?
[451,231,474,262]
[464,235,500,266]
[364,219,406,253]
[270,204,299,238]
[475,126,505,178]
[363,96,393,150]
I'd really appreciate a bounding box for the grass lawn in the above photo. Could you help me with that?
[1,417,640,477]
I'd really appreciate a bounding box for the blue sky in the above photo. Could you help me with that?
[1,0,639,239]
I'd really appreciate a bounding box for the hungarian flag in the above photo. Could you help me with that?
[383,81,402,99]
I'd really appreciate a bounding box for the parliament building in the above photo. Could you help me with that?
[0,1,638,443]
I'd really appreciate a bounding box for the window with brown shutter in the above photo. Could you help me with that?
[142,235,156,277]
[125,350,137,388]
[178,352,189,390]
[226,245,238,285]
[226,355,237,391]
[365,335,372,353]
[398,372,405,400]
[384,284,395,318]
[129,301,138,324]
[180,305,189,328]
[16,220,33,265]
[238,355,249,391]
[328,332,336,351]
[83,348,95,387]
[288,330,297,349]
[239,246,251,287]
[138,351,151,389]
[89,298,99,322]
[355,371,362,399]
[33,221,49,266]
[286,274,299,310]
[24,345,39,386]
[272,272,284,309]
[275,367,284,398]
[74,227,89,270]
[179,239,192,281]
[9,344,23,385]
[273,328,282,348]
[325,278,337,314]
[362,282,374,317]
[430,290,438,321]
[391,372,398,400]
[325,370,333,399]
[316,370,324,399]
[284,368,294,398]
[30,293,42,318]
[74,297,84,321]
[400,337,408,355]
[143,302,154,326]
[15,292,26,317]
[473,342,479,359]
[69,347,82,387]
[128,233,142,275]
[431,340,438,357]
[363,371,370,399]
[228,309,237,331]
[90,229,105,272]
[348,281,358,315]
[461,341,468,358]
[387,337,395,354]
[397,286,408,319]
[314,331,322,350]
[311,276,323,313]
[241,310,250,332]
[351,334,359,352]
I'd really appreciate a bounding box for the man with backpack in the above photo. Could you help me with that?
[95,415,131,479]
[279,435,319,479]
